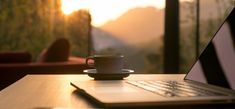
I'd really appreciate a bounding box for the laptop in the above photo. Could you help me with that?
[71,8,235,108]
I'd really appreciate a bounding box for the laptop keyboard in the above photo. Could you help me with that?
[127,80,226,97]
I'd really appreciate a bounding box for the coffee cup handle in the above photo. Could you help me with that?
[86,56,94,67]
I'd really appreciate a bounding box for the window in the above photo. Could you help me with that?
[1,0,233,74]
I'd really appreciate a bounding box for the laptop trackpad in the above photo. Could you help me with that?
[90,85,138,93]
[72,81,138,93]
[71,81,163,103]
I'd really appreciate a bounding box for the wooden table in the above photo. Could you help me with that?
[0,74,185,109]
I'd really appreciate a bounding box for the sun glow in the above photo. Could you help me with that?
[61,0,90,15]
[61,0,165,26]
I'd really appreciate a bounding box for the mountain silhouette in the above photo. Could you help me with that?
[92,27,128,52]
[100,6,164,46]
[92,26,144,55]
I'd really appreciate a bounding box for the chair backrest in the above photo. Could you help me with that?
[37,38,70,62]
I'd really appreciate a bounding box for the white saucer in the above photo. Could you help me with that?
[83,69,134,80]
[83,69,134,74]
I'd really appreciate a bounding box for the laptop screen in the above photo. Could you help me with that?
[185,8,235,90]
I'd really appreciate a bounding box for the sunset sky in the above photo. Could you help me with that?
[61,0,165,26]
[61,0,195,27]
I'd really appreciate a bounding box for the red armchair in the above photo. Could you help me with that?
[0,52,88,90]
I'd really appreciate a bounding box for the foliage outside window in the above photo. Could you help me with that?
[0,0,90,60]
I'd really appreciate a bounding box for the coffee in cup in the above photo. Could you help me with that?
[86,55,124,73]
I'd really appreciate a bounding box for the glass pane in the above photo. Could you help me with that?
[90,0,165,73]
